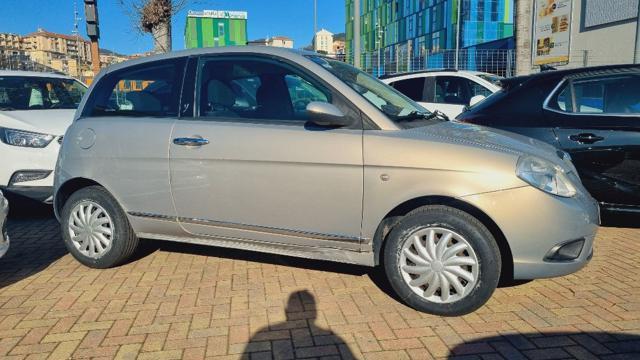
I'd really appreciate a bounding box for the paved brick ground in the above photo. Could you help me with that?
[1,206,639,359]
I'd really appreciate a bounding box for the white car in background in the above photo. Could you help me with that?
[0,71,87,202]
[0,190,8,258]
[381,70,502,119]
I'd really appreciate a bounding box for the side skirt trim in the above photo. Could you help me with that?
[128,211,362,244]
[137,231,376,267]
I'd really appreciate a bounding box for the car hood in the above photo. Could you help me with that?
[0,109,75,136]
[406,120,564,164]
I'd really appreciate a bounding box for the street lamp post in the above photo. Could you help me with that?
[313,0,317,37]
[635,0,640,63]
[455,0,462,69]
[353,0,361,68]
[376,21,383,76]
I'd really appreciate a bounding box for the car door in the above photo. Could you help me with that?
[70,57,186,226]
[545,72,640,209]
[169,55,364,250]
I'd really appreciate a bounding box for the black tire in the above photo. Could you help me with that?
[383,205,501,316]
[61,186,139,268]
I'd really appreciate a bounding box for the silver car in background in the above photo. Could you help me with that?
[0,191,8,258]
[54,47,599,315]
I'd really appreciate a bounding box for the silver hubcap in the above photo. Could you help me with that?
[68,201,114,258]
[400,227,479,304]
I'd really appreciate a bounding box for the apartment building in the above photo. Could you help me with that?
[314,29,334,54]
[23,29,92,64]
[248,36,294,48]
[0,33,23,51]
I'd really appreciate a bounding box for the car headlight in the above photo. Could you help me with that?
[516,155,576,197]
[0,127,54,148]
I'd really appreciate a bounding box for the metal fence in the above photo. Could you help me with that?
[345,48,516,78]
[0,54,61,74]
[345,48,635,78]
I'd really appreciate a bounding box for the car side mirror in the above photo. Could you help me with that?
[306,102,350,127]
[469,95,486,107]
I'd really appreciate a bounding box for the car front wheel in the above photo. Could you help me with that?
[383,205,501,316]
[61,186,139,268]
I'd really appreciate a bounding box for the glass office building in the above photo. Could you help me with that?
[345,0,514,72]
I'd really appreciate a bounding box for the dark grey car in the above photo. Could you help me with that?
[458,65,640,214]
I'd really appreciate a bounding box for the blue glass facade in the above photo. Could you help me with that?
[345,0,514,71]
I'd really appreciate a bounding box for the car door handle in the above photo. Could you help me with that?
[173,137,210,146]
[569,133,604,144]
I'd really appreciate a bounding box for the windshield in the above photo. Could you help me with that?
[307,56,431,123]
[0,76,87,111]
[476,73,504,87]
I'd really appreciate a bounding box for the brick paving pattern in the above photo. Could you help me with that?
[1,207,639,359]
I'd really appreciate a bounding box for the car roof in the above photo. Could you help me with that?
[0,69,73,79]
[379,69,501,80]
[501,64,640,89]
[379,69,459,80]
[102,46,319,75]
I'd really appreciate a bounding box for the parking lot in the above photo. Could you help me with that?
[0,204,639,359]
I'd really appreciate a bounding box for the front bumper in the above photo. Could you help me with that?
[462,185,599,280]
[0,141,59,202]
[0,194,9,258]
[0,185,54,203]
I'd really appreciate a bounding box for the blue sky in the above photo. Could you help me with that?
[0,0,346,54]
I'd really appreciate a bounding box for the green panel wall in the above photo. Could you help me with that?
[184,16,247,48]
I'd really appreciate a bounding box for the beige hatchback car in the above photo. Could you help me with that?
[54,47,599,315]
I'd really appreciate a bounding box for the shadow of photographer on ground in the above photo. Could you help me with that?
[242,290,356,359]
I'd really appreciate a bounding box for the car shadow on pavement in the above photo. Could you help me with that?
[601,210,640,229]
[154,240,371,277]
[1,196,67,289]
[242,290,357,359]
[155,239,535,306]
[447,331,640,359]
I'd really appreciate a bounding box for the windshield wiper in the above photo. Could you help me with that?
[393,110,430,122]
[424,110,450,122]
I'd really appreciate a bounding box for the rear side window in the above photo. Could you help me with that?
[85,58,186,117]
[390,77,425,102]
[549,73,640,115]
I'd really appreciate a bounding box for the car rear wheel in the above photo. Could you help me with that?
[61,186,138,268]
[383,205,501,316]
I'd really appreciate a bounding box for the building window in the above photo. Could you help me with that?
[218,23,225,37]
[431,32,440,52]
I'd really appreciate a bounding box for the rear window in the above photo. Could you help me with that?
[0,76,86,111]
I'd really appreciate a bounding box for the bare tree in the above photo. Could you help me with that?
[118,0,190,53]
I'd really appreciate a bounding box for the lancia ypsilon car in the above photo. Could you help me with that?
[54,47,599,315]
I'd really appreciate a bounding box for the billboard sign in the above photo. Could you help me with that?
[188,10,248,20]
[532,0,572,65]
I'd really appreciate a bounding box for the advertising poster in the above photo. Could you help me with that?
[533,0,572,65]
